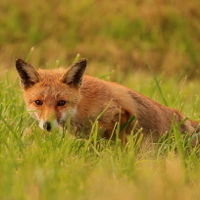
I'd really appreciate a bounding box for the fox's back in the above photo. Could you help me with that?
[80,75,199,140]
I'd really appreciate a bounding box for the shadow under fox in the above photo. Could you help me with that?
[15,58,200,144]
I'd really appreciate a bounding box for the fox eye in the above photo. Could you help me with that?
[35,100,43,106]
[57,100,66,106]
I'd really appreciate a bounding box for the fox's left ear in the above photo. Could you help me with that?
[62,59,87,87]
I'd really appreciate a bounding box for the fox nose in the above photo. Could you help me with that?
[43,121,52,131]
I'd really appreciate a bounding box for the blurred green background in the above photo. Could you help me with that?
[0,0,200,78]
[1,2,200,199]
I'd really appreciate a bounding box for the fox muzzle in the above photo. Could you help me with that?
[43,121,52,131]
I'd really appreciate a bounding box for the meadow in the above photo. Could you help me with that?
[1,0,200,199]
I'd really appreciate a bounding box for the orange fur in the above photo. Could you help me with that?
[16,59,200,144]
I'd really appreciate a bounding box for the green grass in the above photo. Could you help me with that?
[0,0,200,78]
[1,0,200,199]
[1,69,200,200]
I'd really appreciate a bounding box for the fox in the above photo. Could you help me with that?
[15,58,200,144]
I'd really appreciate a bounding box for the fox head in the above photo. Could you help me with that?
[15,58,87,131]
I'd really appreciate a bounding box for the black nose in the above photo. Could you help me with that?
[43,121,51,131]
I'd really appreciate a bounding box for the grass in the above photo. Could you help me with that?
[0,0,200,78]
[1,68,200,200]
[1,0,200,199]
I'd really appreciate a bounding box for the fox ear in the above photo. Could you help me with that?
[15,59,40,89]
[62,59,87,87]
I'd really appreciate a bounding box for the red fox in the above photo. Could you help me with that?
[16,58,199,144]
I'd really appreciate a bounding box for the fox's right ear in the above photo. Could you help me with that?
[15,59,40,89]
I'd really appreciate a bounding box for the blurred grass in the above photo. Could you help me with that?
[0,0,200,78]
[1,0,200,199]
[1,73,200,199]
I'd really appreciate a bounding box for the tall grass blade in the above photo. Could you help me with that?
[148,64,168,106]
